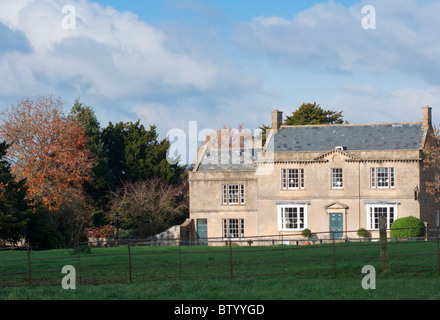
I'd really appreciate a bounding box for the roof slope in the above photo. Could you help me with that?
[269,123,425,152]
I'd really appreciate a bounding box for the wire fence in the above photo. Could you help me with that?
[1,227,440,288]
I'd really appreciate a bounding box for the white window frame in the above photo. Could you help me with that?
[366,204,397,230]
[222,184,245,205]
[331,168,343,189]
[371,167,395,189]
[281,168,304,190]
[222,218,244,239]
[277,204,308,231]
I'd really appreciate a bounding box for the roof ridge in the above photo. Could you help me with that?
[280,121,422,128]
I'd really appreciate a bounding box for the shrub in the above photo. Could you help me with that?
[390,216,425,238]
[301,228,312,238]
[86,224,114,238]
[357,228,369,238]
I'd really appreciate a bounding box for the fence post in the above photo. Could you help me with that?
[331,231,336,277]
[379,215,390,275]
[128,240,132,283]
[77,242,81,286]
[281,234,285,274]
[26,244,32,285]
[437,236,440,275]
[178,240,182,280]
[229,239,233,280]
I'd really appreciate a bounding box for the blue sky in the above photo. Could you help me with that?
[0,0,439,163]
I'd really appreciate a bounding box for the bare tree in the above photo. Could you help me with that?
[107,177,188,238]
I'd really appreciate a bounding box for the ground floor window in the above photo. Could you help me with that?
[367,204,396,229]
[222,218,244,239]
[278,204,307,231]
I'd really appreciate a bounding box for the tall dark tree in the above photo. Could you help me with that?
[102,120,187,187]
[0,142,30,245]
[284,102,346,125]
[259,102,347,144]
[69,99,115,226]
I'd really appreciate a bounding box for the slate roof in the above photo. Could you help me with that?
[197,148,260,172]
[269,123,425,152]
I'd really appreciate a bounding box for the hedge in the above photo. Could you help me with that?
[390,216,425,238]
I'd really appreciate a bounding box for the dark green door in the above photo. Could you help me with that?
[197,219,208,245]
[330,213,343,239]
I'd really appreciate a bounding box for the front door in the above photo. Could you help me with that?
[330,213,343,239]
[197,219,208,245]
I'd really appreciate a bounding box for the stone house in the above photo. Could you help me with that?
[188,107,439,243]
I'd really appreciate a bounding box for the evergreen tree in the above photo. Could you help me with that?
[0,142,30,245]
[284,102,346,125]
[102,120,187,186]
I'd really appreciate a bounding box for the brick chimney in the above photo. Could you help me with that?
[271,110,283,132]
[421,106,432,130]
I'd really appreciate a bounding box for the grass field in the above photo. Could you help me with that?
[1,239,440,300]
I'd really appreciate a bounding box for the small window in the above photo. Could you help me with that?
[282,168,304,190]
[331,168,343,189]
[371,167,395,189]
[223,218,244,239]
[222,184,245,205]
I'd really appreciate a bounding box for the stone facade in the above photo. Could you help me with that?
[189,107,439,243]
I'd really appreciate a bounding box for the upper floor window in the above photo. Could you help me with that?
[281,168,304,190]
[371,167,394,189]
[331,168,343,189]
[222,184,244,205]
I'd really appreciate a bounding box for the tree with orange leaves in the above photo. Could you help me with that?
[0,96,96,210]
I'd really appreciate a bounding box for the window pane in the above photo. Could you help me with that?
[369,206,396,229]
[228,184,239,204]
[390,168,394,188]
[282,169,287,189]
[288,169,299,188]
[222,219,227,238]
[300,169,304,189]
[240,184,245,204]
[377,168,389,187]
[332,168,343,188]
[389,207,394,226]
[371,168,375,188]
[222,185,227,204]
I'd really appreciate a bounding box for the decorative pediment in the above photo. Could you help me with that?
[313,148,362,162]
[325,202,349,210]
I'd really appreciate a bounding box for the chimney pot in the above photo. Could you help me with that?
[422,106,432,129]
[271,110,283,132]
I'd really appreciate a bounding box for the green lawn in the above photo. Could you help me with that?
[1,240,440,300]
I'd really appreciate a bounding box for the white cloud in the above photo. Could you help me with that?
[0,0,255,98]
[233,0,440,84]
[328,85,440,125]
